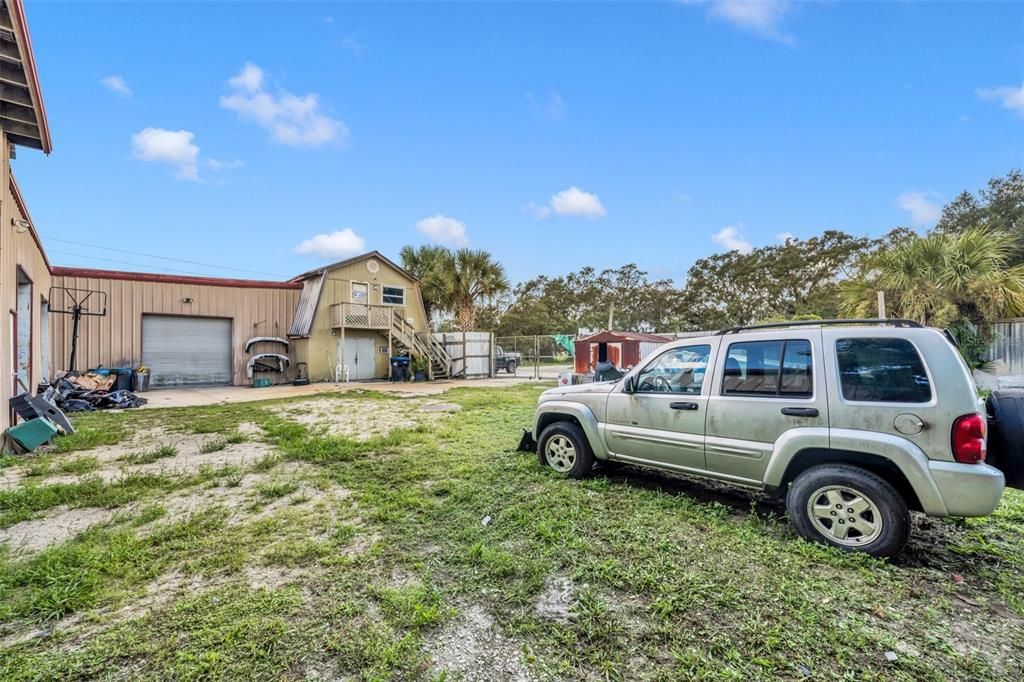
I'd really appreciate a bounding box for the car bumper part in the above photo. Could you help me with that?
[928,461,1006,517]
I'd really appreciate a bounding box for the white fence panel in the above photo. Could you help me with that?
[433,332,493,378]
[990,320,1024,375]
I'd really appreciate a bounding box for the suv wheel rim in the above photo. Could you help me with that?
[806,485,883,547]
[545,435,576,473]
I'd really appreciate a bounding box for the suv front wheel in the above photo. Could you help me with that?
[786,464,910,558]
[538,421,594,478]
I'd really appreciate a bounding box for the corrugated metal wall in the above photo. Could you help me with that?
[49,273,300,386]
[990,320,1024,375]
[1,140,52,429]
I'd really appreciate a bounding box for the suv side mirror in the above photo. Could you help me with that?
[622,375,635,393]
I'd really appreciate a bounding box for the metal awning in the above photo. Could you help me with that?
[287,271,325,338]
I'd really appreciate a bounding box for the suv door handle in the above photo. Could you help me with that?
[781,407,819,418]
[670,402,699,411]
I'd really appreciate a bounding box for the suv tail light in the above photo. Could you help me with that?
[951,413,987,464]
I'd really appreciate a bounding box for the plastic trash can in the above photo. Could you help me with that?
[390,356,410,382]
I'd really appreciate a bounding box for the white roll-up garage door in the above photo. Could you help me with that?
[142,315,232,387]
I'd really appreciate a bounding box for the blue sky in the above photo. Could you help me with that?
[14,0,1024,285]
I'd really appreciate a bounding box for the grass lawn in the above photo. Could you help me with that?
[0,384,1021,681]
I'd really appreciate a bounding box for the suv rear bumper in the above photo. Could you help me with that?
[928,461,1005,517]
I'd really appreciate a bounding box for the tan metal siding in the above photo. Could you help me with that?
[49,274,299,386]
[0,133,52,429]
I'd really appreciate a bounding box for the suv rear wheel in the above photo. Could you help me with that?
[786,464,910,558]
[538,421,593,478]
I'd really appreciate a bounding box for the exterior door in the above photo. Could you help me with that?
[350,281,370,324]
[343,337,377,380]
[603,342,718,471]
[704,332,828,485]
[142,315,232,386]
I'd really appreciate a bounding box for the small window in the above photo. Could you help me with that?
[781,340,813,396]
[723,339,813,397]
[634,345,711,394]
[382,286,405,305]
[836,338,931,403]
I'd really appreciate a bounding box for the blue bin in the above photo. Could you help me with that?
[390,356,410,382]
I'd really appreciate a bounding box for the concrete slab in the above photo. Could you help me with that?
[137,376,541,409]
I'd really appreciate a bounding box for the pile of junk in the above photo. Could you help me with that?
[46,367,150,412]
[4,367,150,454]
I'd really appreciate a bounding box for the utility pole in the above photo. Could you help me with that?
[876,291,886,319]
[607,303,614,330]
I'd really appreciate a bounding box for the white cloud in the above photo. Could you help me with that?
[131,127,200,180]
[526,91,565,120]
[524,202,552,220]
[776,231,795,243]
[682,0,795,45]
[100,75,132,97]
[220,62,348,147]
[206,158,245,171]
[294,229,366,258]
[416,214,469,246]
[712,225,753,253]
[976,84,1024,117]
[228,62,264,93]
[896,191,943,226]
[549,186,606,218]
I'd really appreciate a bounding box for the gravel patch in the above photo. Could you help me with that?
[0,506,114,556]
[418,402,462,413]
[271,397,448,440]
[426,605,536,681]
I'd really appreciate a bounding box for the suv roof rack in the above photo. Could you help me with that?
[716,318,923,335]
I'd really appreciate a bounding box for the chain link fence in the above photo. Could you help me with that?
[493,335,574,380]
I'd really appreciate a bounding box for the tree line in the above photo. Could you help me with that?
[401,171,1024,354]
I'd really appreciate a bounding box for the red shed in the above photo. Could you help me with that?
[574,330,672,374]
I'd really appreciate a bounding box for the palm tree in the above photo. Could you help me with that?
[443,249,509,331]
[400,244,452,323]
[840,228,1024,326]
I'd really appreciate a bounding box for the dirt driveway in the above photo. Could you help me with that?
[139,376,539,409]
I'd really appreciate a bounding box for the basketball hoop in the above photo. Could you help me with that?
[48,287,108,372]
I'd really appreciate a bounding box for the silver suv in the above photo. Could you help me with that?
[529,320,1021,557]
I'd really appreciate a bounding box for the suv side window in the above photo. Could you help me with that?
[836,337,931,403]
[722,339,813,397]
[634,344,711,394]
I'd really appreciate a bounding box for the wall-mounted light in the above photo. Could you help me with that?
[12,218,31,233]
[182,297,194,304]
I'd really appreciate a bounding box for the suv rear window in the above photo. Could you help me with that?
[835,338,931,403]
[722,339,813,397]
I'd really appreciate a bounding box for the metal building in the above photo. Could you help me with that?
[49,268,301,387]
[573,330,671,374]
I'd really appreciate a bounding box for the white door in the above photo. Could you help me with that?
[340,337,377,380]
[143,315,232,386]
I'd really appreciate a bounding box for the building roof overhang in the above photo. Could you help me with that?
[0,0,51,153]
[290,250,420,284]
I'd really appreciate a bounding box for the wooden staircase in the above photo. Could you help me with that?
[390,311,453,379]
